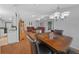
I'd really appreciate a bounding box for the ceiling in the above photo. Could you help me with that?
[0,4,78,20]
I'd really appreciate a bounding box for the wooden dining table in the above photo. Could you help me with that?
[27,32,72,53]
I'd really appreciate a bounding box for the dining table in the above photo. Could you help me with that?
[27,32,72,53]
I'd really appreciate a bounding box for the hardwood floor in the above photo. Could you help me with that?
[0,41,32,54]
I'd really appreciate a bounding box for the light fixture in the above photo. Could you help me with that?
[49,11,70,20]
[49,6,70,29]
